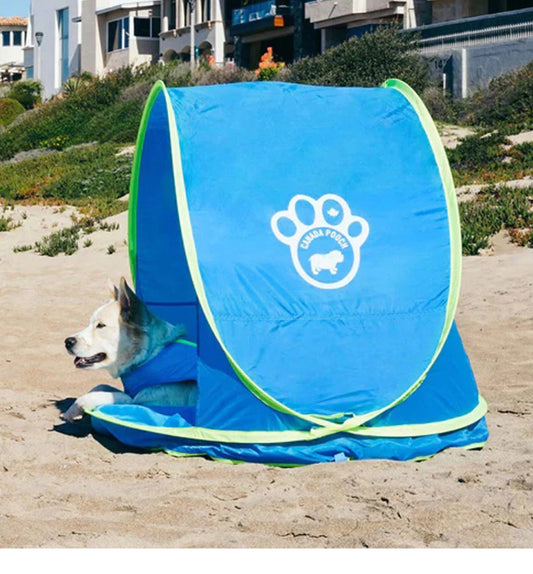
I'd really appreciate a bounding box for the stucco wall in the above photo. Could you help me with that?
[425,37,533,98]
[31,0,82,98]
[0,26,27,67]
[82,3,159,75]
[161,21,226,63]
[464,37,533,95]
[431,0,489,23]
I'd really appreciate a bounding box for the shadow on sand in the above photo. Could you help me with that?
[51,397,147,454]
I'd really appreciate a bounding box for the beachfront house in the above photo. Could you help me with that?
[0,17,28,82]
[80,1,161,78]
[23,0,533,99]
[302,0,533,98]
[25,0,162,99]
[159,0,227,65]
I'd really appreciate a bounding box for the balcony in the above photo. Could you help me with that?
[305,0,403,27]
[231,1,293,36]
[412,7,533,52]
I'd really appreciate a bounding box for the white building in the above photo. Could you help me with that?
[80,1,161,77]
[25,0,162,99]
[304,0,424,52]
[24,0,83,98]
[159,0,227,65]
[0,16,28,82]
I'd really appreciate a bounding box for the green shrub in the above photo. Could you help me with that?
[40,135,70,150]
[13,243,33,253]
[460,60,533,131]
[194,65,255,86]
[421,86,459,123]
[0,98,25,126]
[0,214,19,231]
[62,73,94,96]
[448,132,508,172]
[459,200,502,255]
[0,61,258,159]
[447,133,533,186]
[35,226,80,256]
[0,69,137,160]
[119,81,153,103]
[256,66,281,82]
[42,147,132,202]
[286,26,428,92]
[8,80,42,110]
[135,61,193,88]
[460,184,533,255]
[81,98,145,143]
[0,143,131,209]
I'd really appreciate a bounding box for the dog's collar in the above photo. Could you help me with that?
[121,339,197,397]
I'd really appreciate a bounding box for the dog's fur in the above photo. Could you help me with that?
[63,277,197,422]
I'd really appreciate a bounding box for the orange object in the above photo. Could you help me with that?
[255,47,284,76]
[274,15,284,27]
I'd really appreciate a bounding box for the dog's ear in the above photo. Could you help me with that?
[118,277,149,327]
[107,278,119,301]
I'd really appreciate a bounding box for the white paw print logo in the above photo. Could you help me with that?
[271,194,370,290]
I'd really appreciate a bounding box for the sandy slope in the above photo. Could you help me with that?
[0,205,532,548]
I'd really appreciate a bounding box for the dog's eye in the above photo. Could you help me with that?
[96,322,106,329]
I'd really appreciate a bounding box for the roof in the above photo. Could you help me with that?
[95,1,157,16]
[0,17,28,27]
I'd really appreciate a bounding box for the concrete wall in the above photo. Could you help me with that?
[425,36,533,98]
[464,37,533,95]
[412,0,432,27]
[431,0,489,24]
[31,0,82,98]
[81,0,103,75]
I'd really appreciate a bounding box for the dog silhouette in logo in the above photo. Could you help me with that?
[309,250,344,276]
[271,194,369,290]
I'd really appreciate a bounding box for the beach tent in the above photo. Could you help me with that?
[88,80,488,465]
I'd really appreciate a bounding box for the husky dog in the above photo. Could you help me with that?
[63,277,197,422]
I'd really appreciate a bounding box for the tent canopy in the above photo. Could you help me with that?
[88,80,488,465]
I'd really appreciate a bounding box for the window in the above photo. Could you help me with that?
[2,31,10,46]
[133,17,161,38]
[107,17,129,52]
[202,0,211,22]
[152,17,161,37]
[183,0,191,26]
[58,8,69,83]
[170,0,176,28]
[13,30,22,46]
[134,17,150,37]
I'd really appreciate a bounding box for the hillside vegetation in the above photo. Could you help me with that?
[1,27,532,257]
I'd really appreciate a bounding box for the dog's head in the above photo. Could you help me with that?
[65,277,182,378]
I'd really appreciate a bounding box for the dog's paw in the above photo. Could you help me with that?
[61,401,85,422]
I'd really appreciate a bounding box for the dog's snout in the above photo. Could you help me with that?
[65,337,77,350]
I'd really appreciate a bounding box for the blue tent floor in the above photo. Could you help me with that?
[91,415,488,466]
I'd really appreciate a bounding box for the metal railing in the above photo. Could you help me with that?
[411,8,533,52]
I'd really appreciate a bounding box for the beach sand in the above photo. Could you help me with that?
[0,204,532,548]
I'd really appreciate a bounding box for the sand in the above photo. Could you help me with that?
[0,204,532,548]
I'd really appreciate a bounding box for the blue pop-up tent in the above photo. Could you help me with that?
[88,80,488,465]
